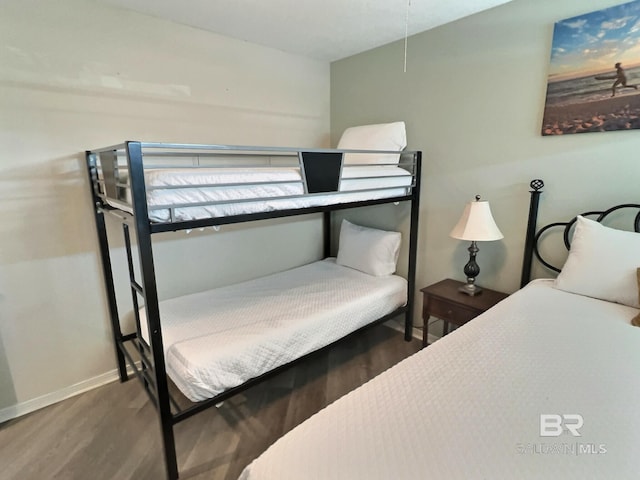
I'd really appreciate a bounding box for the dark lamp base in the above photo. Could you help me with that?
[459,240,483,296]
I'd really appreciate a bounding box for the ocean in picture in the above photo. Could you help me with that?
[544,65,640,107]
[541,64,640,135]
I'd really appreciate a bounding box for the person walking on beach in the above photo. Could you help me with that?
[610,62,637,97]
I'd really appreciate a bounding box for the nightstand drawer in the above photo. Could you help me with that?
[427,297,477,325]
[420,279,509,348]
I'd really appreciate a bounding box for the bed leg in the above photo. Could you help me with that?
[160,419,179,480]
[405,151,421,341]
[323,211,331,258]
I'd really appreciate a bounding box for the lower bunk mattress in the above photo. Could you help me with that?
[141,258,407,402]
[239,279,640,479]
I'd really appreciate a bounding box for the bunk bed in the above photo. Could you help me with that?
[239,180,640,480]
[85,135,422,480]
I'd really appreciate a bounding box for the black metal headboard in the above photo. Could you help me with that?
[520,179,640,287]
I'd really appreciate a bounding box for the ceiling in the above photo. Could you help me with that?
[97,0,514,61]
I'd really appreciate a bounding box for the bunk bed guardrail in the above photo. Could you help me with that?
[87,141,419,231]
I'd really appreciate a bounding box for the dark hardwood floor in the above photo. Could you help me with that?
[0,325,420,480]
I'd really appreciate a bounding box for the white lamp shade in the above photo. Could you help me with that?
[450,200,503,241]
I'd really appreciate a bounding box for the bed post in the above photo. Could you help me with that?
[126,142,179,480]
[323,211,331,258]
[85,151,128,382]
[520,179,544,288]
[405,152,422,341]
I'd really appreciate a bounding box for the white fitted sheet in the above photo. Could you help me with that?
[240,279,640,480]
[141,259,407,402]
[110,165,412,222]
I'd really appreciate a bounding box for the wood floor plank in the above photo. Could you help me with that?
[0,325,420,480]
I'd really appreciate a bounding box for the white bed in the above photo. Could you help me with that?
[141,258,407,402]
[112,165,412,223]
[239,278,640,479]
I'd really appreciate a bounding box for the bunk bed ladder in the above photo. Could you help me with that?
[122,223,154,396]
[85,152,129,383]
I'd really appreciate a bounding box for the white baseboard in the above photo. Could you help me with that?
[0,367,125,424]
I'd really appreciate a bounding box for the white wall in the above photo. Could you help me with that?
[331,0,640,313]
[0,0,330,415]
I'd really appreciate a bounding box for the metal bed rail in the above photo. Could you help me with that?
[86,141,419,230]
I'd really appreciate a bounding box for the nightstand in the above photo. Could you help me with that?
[420,279,508,348]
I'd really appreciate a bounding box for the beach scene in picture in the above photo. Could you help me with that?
[542,0,640,135]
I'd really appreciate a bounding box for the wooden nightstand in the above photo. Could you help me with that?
[420,279,509,348]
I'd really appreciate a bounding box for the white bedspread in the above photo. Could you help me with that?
[141,259,407,402]
[239,279,640,480]
[114,165,412,222]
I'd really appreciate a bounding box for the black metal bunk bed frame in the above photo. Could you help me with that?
[85,141,422,480]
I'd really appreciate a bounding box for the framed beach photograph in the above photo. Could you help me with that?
[541,0,640,135]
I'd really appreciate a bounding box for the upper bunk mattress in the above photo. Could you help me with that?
[141,259,407,402]
[113,165,412,222]
[239,279,640,479]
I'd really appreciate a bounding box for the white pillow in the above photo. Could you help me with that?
[555,215,640,308]
[337,122,406,165]
[336,220,401,276]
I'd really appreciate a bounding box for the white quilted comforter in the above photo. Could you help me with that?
[142,259,407,402]
[239,279,640,480]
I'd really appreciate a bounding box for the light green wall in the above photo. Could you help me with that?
[331,0,640,304]
[0,0,329,414]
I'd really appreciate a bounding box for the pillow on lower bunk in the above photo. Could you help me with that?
[336,219,401,276]
[555,215,640,308]
[337,122,406,166]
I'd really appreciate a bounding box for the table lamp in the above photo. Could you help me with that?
[449,195,503,296]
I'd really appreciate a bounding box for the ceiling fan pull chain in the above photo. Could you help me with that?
[404,0,411,72]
